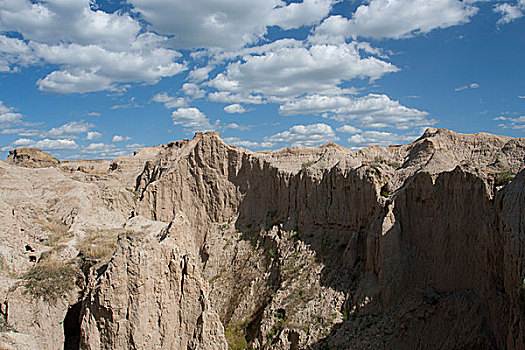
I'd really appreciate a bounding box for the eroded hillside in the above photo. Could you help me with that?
[1,128,524,350]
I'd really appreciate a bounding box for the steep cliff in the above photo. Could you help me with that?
[1,128,524,350]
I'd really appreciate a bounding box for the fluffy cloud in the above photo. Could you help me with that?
[268,0,335,30]
[85,131,101,141]
[0,100,23,126]
[171,107,214,132]
[12,138,78,150]
[208,92,265,105]
[280,94,432,130]
[112,135,132,142]
[0,0,140,49]
[152,92,187,109]
[189,66,214,83]
[0,1,186,93]
[129,0,335,49]
[208,41,398,99]
[494,2,524,24]
[0,35,37,72]
[82,143,115,153]
[264,123,338,147]
[182,83,206,99]
[347,130,417,148]
[224,104,248,114]
[321,0,478,40]
[336,125,361,134]
[47,121,94,139]
[34,43,186,94]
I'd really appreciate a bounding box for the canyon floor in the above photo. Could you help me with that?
[0,128,524,350]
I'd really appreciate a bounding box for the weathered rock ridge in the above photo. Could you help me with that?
[1,128,525,349]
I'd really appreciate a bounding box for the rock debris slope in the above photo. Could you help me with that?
[0,128,524,350]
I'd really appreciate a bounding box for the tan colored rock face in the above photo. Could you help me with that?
[5,147,59,168]
[1,128,525,350]
[81,216,227,350]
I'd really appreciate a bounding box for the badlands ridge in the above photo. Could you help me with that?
[0,128,524,349]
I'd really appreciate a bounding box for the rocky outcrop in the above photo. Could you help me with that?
[81,216,227,350]
[5,148,59,168]
[1,128,525,350]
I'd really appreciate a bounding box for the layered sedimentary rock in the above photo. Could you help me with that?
[1,128,524,349]
[6,147,59,168]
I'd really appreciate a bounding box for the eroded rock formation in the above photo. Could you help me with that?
[0,128,524,349]
[6,147,59,168]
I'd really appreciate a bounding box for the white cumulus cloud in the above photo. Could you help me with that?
[224,104,248,114]
[0,1,187,93]
[208,41,398,100]
[171,107,214,133]
[182,83,206,99]
[0,100,23,126]
[12,138,78,150]
[112,135,132,143]
[332,0,478,40]
[280,94,432,130]
[152,92,187,109]
[264,123,338,147]
[347,130,417,148]
[47,121,94,139]
[336,125,361,134]
[494,2,524,24]
[85,131,101,141]
[128,0,335,50]
[340,0,478,39]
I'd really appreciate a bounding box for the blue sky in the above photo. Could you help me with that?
[0,0,523,160]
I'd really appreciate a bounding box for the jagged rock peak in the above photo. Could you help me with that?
[5,147,59,168]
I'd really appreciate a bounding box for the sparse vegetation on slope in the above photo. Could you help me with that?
[22,259,78,303]
[225,325,248,350]
[77,229,120,261]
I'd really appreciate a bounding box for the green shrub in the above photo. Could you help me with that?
[22,260,78,303]
[342,310,349,321]
[495,171,515,187]
[225,326,248,350]
[388,161,401,169]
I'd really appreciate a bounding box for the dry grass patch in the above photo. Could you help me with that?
[42,218,72,246]
[22,259,78,303]
[224,325,248,350]
[77,229,120,261]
